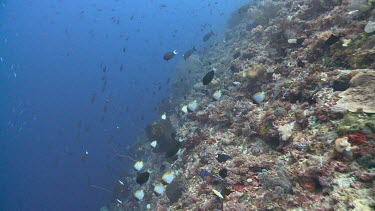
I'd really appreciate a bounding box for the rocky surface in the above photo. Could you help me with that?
[103,0,375,210]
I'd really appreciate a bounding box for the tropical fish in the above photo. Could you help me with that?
[175,148,183,156]
[181,105,188,114]
[134,189,144,201]
[212,188,223,199]
[216,153,231,163]
[203,31,214,41]
[162,171,175,184]
[154,184,166,195]
[232,81,241,86]
[202,70,215,85]
[163,50,178,61]
[183,46,196,61]
[199,169,210,179]
[134,161,144,171]
[187,100,197,112]
[161,112,166,120]
[136,172,150,185]
[199,169,228,184]
[252,91,266,104]
[212,90,222,100]
[150,140,157,148]
[325,34,343,46]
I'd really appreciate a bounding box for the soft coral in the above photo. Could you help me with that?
[347,132,367,145]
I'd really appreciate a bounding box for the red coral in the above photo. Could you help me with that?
[347,132,366,145]
[233,184,246,191]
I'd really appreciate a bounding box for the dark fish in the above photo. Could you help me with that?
[216,153,231,163]
[120,64,123,71]
[199,169,228,184]
[183,46,196,61]
[91,93,96,104]
[199,169,210,179]
[160,4,167,8]
[203,31,214,42]
[211,173,228,184]
[219,168,228,178]
[163,50,178,61]
[104,102,108,112]
[202,70,215,85]
[102,80,107,92]
[297,59,305,68]
[122,47,126,53]
[102,66,107,72]
[160,164,166,171]
[81,151,88,162]
[325,34,342,46]
[136,172,150,185]
[166,144,180,158]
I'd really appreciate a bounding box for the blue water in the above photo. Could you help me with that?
[0,1,249,210]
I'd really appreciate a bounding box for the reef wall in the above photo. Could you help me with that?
[105,0,375,210]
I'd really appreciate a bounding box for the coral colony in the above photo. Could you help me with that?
[103,0,375,210]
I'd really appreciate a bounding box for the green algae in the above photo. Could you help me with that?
[337,113,375,135]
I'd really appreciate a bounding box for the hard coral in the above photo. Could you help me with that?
[336,70,375,113]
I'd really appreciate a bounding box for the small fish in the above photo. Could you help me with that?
[162,171,175,184]
[13,72,16,78]
[216,153,231,163]
[199,169,210,179]
[120,64,123,71]
[91,93,96,104]
[118,180,124,185]
[154,184,166,195]
[202,70,215,85]
[161,112,166,120]
[0,57,3,62]
[203,31,214,42]
[81,150,89,161]
[183,46,196,61]
[325,34,343,46]
[211,174,228,185]
[199,169,228,184]
[181,105,188,114]
[136,172,150,185]
[232,81,241,86]
[134,190,144,201]
[175,148,183,156]
[150,140,157,148]
[252,91,266,104]
[212,90,222,100]
[134,161,144,171]
[163,50,178,61]
[187,100,197,112]
[116,199,123,204]
[212,189,223,199]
